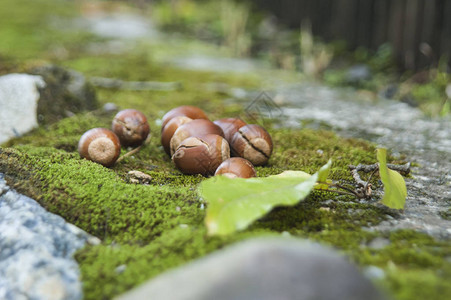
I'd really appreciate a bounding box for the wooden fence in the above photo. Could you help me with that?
[253,0,451,70]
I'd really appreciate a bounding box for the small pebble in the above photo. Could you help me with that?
[367,237,391,250]
[446,84,451,98]
[364,266,385,280]
[115,265,127,274]
[103,102,118,112]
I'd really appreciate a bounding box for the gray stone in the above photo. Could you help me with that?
[31,65,98,125]
[103,102,119,112]
[0,74,46,144]
[171,55,262,73]
[0,66,97,145]
[0,174,100,300]
[446,84,451,99]
[83,12,159,40]
[364,266,386,280]
[346,64,372,83]
[116,237,385,300]
[379,84,398,99]
[367,237,391,250]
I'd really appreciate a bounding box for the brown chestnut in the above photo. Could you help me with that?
[214,157,256,178]
[112,109,150,147]
[78,128,121,167]
[213,118,247,143]
[172,134,230,176]
[230,124,273,166]
[170,119,224,155]
[161,105,209,129]
[161,116,193,155]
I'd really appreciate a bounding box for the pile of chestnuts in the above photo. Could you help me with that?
[78,109,150,167]
[161,105,273,178]
[78,105,273,178]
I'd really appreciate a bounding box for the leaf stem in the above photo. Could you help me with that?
[317,181,358,197]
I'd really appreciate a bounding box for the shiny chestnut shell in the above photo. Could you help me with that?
[78,128,121,167]
[170,119,224,155]
[230,124,273,166]
[112,109,150,147]
[161,116,193,155]
[161,105,209,129]
[214,157,256,178]
[172,134,230,176]
[213,118,247,143]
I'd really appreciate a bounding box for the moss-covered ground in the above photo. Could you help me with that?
[0,1,450,299]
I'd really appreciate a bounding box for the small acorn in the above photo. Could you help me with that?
[161,116,193,155]
[214,157,256,178]
[213,118,247,143]
[172,134,230,176]
[112,109,150,147]
[78,128,121,167]
[230,124,273,166]
[161,105,209,129]
[170,119,224,155]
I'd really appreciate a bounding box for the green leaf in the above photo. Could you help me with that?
[270,170,312,179]
[200,161,331,236]
[315,159,332,190]
[271,160,332,190]
[377,148,407,209]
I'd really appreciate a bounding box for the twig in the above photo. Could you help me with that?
[327,183,358,195]
[90,77,183,91]
[321,189,356,197]
[317,182,358,197]
[116,135,151,163]
[348,165,372,199]
[350,168,368,188]
[348,162,410,199]
[316,162,410,200]
[349,162,411,176]
[116,145,144,163]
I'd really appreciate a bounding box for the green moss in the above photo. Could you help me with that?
[440,210,451,221]
[0,0,99,66]
[384,267,451,300]
[410,71,451,117]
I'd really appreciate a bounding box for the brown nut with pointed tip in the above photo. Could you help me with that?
[170,119,224,155]
[213,118,247,143]
[161,116,193,155]
[230,124,273,166]
[214,157,256,178]
[161,105,209,129]
[112,109,150,147]
[78,128,121,167]
[172,134,230,176]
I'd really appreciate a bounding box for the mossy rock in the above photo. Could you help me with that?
[31,65,98,124]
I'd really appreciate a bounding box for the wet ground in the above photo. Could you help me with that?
[274,83,451,239]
